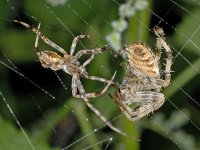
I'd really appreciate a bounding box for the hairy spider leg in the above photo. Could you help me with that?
[14,20,67,55]
[70,35,90,56]
[154,26,172,87]
[75,78,133,139]
[72,71,116,98]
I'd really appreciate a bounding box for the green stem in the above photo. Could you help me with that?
[126,0,153,42]
[70,99,101,150]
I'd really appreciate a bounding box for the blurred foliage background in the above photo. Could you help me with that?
[0,0,200,149]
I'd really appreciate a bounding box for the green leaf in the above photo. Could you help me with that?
[0,117,51,150]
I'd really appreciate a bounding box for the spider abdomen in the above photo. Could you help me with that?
[126,42,160,78]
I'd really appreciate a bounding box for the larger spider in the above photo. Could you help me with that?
[112,26,172,121]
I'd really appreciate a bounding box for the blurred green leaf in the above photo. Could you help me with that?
[173,9,200,56]
[0,117,52,150]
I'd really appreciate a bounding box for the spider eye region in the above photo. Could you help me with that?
[39,51,63,71]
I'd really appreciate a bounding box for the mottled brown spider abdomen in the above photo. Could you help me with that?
[126,42,160,78]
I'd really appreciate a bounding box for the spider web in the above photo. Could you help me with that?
[0,0,200,149]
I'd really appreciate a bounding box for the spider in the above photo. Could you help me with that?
[14,20,131,138]
[111,26,172,121]
[14,20,117,98]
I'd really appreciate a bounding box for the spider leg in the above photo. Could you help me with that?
[154,26,172,87]
[71,74,78,98]
[75,46,108,59]
[124,97,164,121]
[34,22,41,55]
[155,36,162,62]
[147,78,167,88]
[82,54,95,67]
[84,71,116,85]
[133,91,164,104]
[113,90,165,121]
[14,20,67,55]
[76,79,130,138]
[113,90,135,118]
[73,71,116,98]
[130,96,165,121]
[70,35,90,56]
[163,43,172,87]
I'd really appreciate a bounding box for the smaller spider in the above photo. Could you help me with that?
[14,20,131,138]
[14,20,115,99]
[111,26,172,121]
